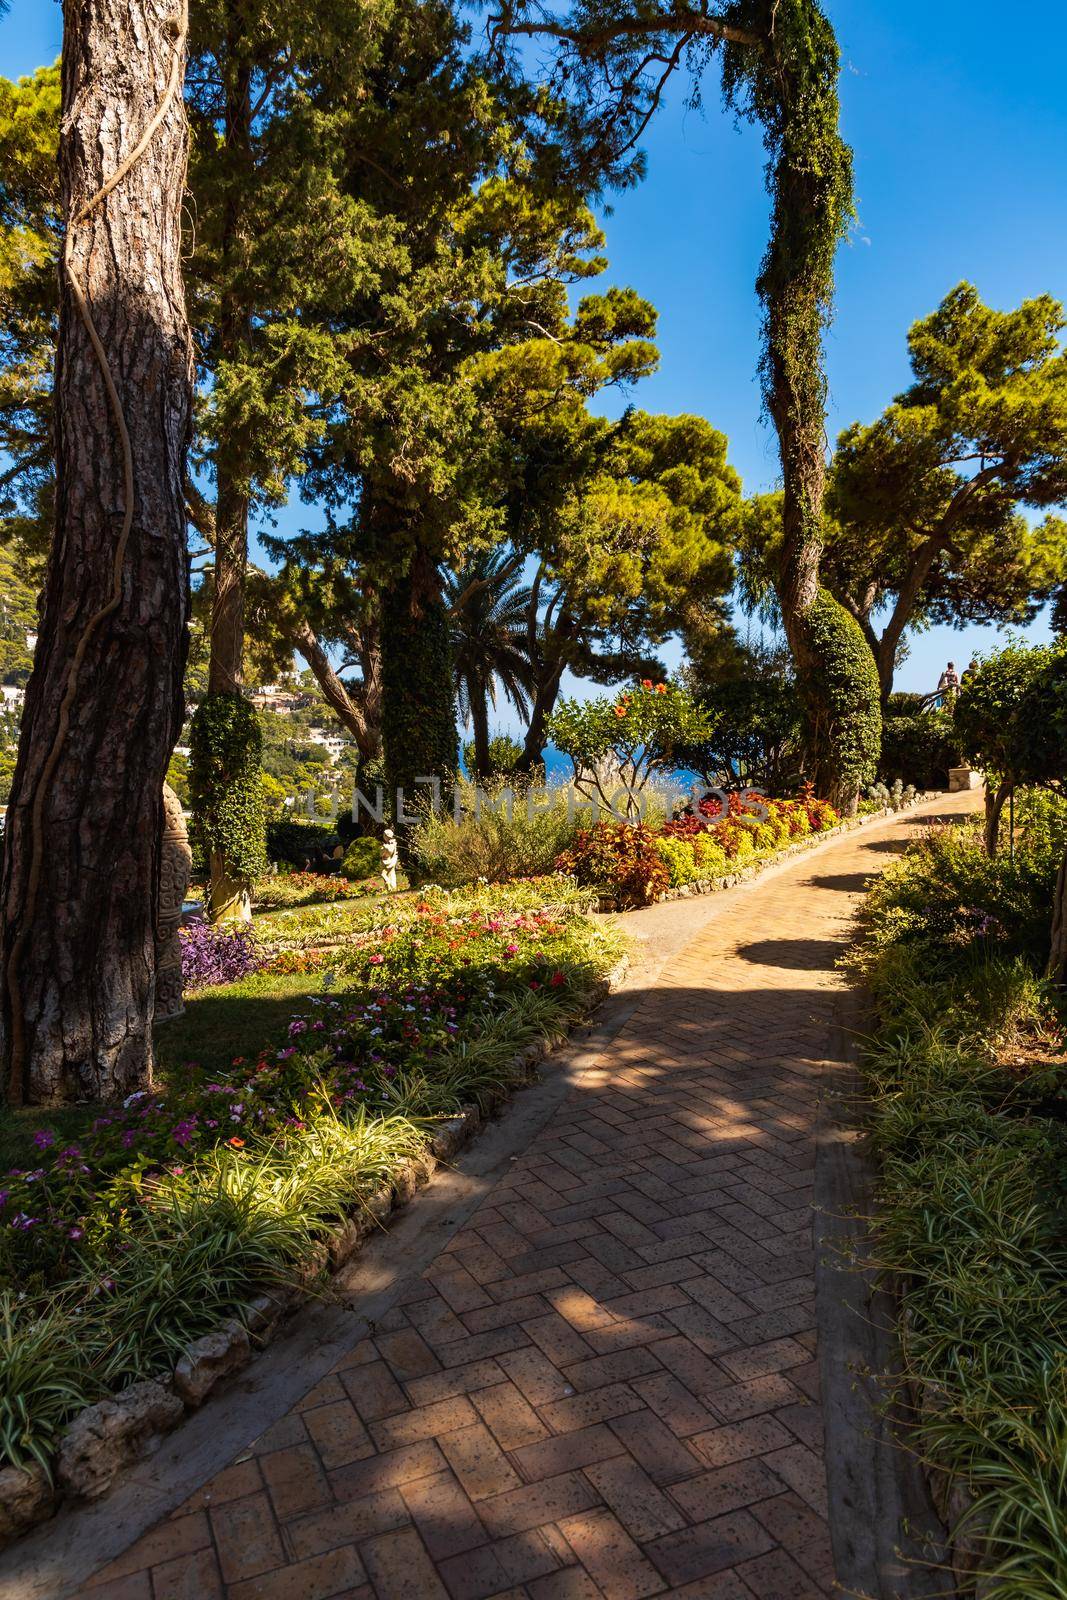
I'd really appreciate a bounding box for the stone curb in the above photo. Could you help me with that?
[0,951,630,1547]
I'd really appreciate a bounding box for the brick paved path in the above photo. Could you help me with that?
[78,800,972,1600]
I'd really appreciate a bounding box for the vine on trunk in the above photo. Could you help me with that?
[4,2,190,1105]
[190,693,267,920]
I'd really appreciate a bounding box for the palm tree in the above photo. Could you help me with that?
[444,549,535,780]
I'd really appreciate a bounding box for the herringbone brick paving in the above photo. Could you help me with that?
[77,804,966,1600]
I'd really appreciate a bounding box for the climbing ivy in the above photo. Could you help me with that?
[189,694,267,905]
[380,583,459,827]
[797,590,881,811]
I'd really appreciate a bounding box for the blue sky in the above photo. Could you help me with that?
[2,0,1064,698]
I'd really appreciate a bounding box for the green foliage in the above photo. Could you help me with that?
[190,695,268,891]
[0,881,622,1471]
[342,836,382,882]
[955,641,1067,792]
[680,637,803,794]
[264,816,336,867]
[854,822,1067,1594]
[462,733,523,778]
[547,680,710,812]
[826,284,1067,689]
[797,590,882,804]
[412,781,579,886]
[720,1,854,444]
[380,583,459,821]
[878,700,962,790]
[859,815,1060,974]
[444,551,533,778]
[0,63,59,558]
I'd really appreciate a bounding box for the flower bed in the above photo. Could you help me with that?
[0,886,623,1492]
[252,870,372,911]
[557,790,841,907]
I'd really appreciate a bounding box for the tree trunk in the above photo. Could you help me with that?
[470,682,491,779]
[291,616,382,760]
[380,547,458,826]
[1049,847,1067,987]
[0,0,192,1106]
[984,778,1012,856]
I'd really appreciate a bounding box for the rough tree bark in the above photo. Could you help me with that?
[0,0,192,1106]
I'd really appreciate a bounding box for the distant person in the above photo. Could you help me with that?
[961,658,978,687]
[936,661,960,708]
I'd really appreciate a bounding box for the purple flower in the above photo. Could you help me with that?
[180,923,262,989]
[32,1129,54,1151]
[288,1019,307,1037]
[121,1130,136,1149]
[68,1226,84,1241]
[172,1119,197,1148]
[277,1047,296,1061]
[11,1213,36,1230]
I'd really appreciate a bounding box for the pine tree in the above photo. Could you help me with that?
[0,1,193,1105]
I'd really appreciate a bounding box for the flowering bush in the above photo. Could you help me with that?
[253,872,370,911]
[555,822,670,907]
[180,923,263,990]
[547,681,710,815]
[558,792,837,903]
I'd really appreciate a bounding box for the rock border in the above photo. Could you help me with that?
[0,952,630,1547]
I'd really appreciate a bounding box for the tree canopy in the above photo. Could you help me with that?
[827,284,1067,698]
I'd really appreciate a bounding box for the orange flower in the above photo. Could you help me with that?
[228,1136,245,1149]
[655,683,666,694]
[614,706,627,718]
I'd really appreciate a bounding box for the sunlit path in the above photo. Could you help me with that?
[63,795,980,1600]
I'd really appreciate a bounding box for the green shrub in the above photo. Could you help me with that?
[654,835,700,887]
[342,836,382,881]
[879,706,962,789]
[265,817,336,866]
[412,781,578,886]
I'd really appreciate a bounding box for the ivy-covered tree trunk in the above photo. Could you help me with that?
[0,0,192,1105]
[381,549,459,828]
[470,681,491,780]
[731,3,881,813]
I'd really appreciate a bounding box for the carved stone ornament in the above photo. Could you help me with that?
[155,782,192,1022]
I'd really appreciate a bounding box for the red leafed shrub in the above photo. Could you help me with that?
[798,782,838,832]
[555,822,670,907]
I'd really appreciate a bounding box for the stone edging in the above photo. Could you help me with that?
[597,798,931,913]
[0,951,630,1546]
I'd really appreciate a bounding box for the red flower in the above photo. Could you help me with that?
[641,678,653,690]
[228,1136,245,1149]
[549,971,566,988]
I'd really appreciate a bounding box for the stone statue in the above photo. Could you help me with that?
[156,783,192,1022]
[380,827,399,893]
